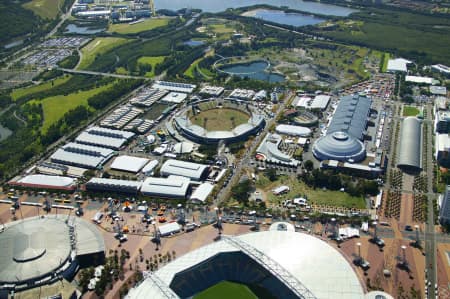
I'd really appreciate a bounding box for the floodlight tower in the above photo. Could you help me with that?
[372,221,378,240]
[152,221,161,250]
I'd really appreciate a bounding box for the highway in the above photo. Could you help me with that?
[57,68,151,80]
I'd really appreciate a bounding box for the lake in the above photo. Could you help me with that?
[247,9,325,26]
[183,40,205,47]
[154,0,356,16]
[219,61,285,83]
[65,24,105,35]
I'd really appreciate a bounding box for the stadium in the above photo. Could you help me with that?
[0,215,105,293]
[172,99,265,144]
[125,229,387,299]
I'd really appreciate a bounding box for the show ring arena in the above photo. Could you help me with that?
[172,99,265,144]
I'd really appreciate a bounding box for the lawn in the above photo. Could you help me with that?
[256,175,366,209]
[108,18,170,34]
[189,108,250,131]
[137,56,166,77]
[78,37,131,70]
[22,0,62,19]
[184,57,203,78]
[381,52,390,73]
[11,75,71,101]
[34,82,116,132]
[403,105,420,117]
[194,281,257,299]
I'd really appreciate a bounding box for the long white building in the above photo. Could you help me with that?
[160,159,209,181]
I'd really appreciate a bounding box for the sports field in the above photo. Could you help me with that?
[403,106,420,117]
[23,0,62,19]
[108,18,170,34]
[189,108,249,131]
[194,281,257,299]
[31,81,116,132]
[78,37,131,70]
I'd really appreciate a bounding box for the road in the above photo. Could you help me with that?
[215,92,294,206]
[57,68,151,80]
[424,103,437,298]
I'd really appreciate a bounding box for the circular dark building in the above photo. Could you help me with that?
[0,216,105,292]
[312,131,366,162]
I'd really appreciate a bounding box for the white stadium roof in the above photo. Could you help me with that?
[126,230,365,299]
[275,124,311,137]
[110,155,150,173]
[141,175,190,198]
[190,182,214,203]
[17,175,75,187]
[160,159,208,181]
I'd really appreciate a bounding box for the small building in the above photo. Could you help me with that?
[435,134,450,166]
[9,174,77,191]
[439,185,450,225]
[141,176,190,199]
[275,124,311,137]
[142,160,159,176]
[110,155,150,173]
[430,86,447,96]
[190,182,214,204]
[272,185,290,195]
[152,81,196,93]
[158,222,181,237]
[229,89,255,100]
[431,64,450,76]
[85,178,142,194]
[199,86,224,97]
[435,110,450,133]
[160,159,209,181]
[386,58,411,73]
[161,92,188,104]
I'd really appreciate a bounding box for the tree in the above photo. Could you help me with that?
[265,168,277,181]
[231,179,251,203]
[304,160,314,171]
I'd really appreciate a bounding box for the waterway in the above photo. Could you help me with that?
[247,9,325,26]
[220,61,285,83]
[4,40,24,49]
[154,0,356,16]
[64,24,105,35]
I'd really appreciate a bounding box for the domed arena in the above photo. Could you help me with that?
[126,230,365,299]
[312,131,366,162]
[0,216,105,292]
[172,99,265,144]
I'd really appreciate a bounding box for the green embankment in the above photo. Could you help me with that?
[78,37,131,70]
[11,76,71,101]
[22,0,63,19]
[108,18,170,34]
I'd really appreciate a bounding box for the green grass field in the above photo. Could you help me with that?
[78,37,131,70]
[137,56,166,77]
[22,0,62,19]
[31,82,116,132]
[256,175,366,209]
[11,75,71,101]
[190,108,249,131]
[381,52,390,73]
[108,18,170,34]
[184,57,203,78]
[403,105,420,117]
[194,281,257,299]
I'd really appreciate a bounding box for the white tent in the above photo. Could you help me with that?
[158,222,181,237]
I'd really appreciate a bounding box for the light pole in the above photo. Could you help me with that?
[152,221,161,251]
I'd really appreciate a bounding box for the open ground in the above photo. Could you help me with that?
[108,18,170,34]
[189,108,250,131]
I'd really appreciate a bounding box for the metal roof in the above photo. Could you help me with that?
[86,178,142,190]
[190,182,214,203]
[397,117,422,171]
[141,176,190,198]
[275,124,311,137]
[386,58,411,72]
[326,95,372,140]
[110,155,150,173]
[62,142,114,157]
[17,174,76,187]
[126,230,364,299]
[160,159,208,180]
[75,126,134,149]
[50,148,109,169]
[312,132,366,162]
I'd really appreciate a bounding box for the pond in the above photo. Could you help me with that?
[183,40,205,47]
[0,124,12,142]
[219,61,285,83]
[64,24,105,35]
[154,0,356,16]
[246,9,325,26]
[4,40,24,49]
